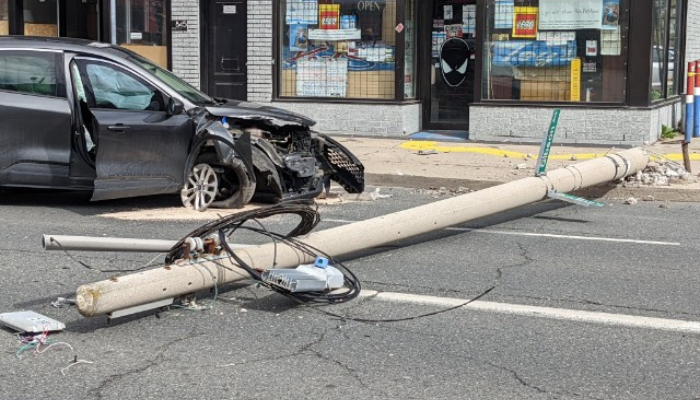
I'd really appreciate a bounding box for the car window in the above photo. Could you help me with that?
[79,61,162,111]
[0,51,58,97]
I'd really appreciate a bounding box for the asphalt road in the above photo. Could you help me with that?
[0,187,699,400]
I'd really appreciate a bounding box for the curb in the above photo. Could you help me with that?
[365,173,700,203]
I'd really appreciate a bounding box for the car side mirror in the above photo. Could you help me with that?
[167,97,184,116]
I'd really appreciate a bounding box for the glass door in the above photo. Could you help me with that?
[424,0,476,130]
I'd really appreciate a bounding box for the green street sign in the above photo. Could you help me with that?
[547,191,605,208]
[535,109,561,177]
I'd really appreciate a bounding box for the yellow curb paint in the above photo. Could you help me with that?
[401,141,700,161]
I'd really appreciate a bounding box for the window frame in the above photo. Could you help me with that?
[0,48,65,98]
[273,0,419,104]
[651,0,683,101]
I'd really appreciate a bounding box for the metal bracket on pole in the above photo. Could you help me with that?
[107,298,174,321]
[535,109,561,177]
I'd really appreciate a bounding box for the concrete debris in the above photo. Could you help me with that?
[348,187,393,201]
[417,149,439,156]
[515,163,529,170]
[526,153,534,159]
[570,155,578,161]
[51,297,77,308]
[624,161,695,187]
[624,197,639,205]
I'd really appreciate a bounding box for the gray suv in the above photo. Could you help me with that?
[0,37,364,210]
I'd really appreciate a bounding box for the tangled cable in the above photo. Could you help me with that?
[166,201,361,305]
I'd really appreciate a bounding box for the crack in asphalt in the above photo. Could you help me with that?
[495,241,535,284]
[89,329,206,400]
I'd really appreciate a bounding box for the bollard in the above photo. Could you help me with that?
[686,62,695,142]
[694,60,700,138]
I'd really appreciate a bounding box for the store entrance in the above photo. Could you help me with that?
[422,0,476,132]
[202,0,248,100]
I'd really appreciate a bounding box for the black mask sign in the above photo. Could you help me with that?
[440,38,470,87]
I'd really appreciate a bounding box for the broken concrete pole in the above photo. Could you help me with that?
[76,148,649,317]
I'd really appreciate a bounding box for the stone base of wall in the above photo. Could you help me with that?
[271,102,421,137]
[469,103,682,145]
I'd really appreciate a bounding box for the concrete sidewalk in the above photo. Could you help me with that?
[333,136,700,202]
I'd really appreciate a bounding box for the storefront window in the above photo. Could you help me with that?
[404,0,416,98]
[667,0,681,97]
[24,0,58,37]
[0,0,8,36]
[280,0,399,99]
[652,0,681,100]
[116,0,168,68]
[651,0,668,101]
[483,0,629,104]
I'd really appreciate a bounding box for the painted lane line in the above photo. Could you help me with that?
[360,291,700,334]
[444,227,681,246]
[322,219,680,246]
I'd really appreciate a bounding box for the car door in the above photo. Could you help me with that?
[72,58,193,201]
[0,49,72,188]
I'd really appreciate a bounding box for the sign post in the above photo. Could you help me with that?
[535,109,561,177]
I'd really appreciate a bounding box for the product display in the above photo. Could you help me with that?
[281,0,399,99]
[484,0,630,103]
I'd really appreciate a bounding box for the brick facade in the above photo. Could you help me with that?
[169,1,697,143]
[171,0,200,88]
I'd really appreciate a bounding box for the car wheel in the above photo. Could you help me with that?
[181,163,219,212]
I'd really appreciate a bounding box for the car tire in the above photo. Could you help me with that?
[194,151,255,209]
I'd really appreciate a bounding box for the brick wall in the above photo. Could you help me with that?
[470,103,681,145]
[171,0,200,88]
[686,0,700,68]
[273,103,421,136]
[247,0,274,102]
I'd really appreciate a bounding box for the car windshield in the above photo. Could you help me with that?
[129,56,217,106]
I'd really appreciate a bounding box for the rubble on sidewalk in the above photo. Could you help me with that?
[623,161,696,187]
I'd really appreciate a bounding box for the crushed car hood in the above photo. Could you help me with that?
[206,100,316,127]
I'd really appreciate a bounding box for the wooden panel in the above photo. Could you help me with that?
[0,21,8,35]
[24,23,58,37]
[121,45,168,68]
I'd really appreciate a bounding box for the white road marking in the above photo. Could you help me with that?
[360,291,700,334]
[444,228,681,246]
[322,219,681,246]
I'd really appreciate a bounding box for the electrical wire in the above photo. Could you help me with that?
[166,201,361,305]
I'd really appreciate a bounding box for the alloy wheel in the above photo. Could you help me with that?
[181,163,219,211]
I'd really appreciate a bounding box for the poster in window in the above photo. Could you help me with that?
[286,0,318,25]
[463,5,476,37]
[444,24,463,38]
[512,7,538,38]
[290,24,309,51]
[444,5,454,20]
[602,0,620,29]
[494,0,514,29]
[539,0,603,30]
[319,4,340,30]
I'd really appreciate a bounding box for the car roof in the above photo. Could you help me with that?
[0,36,130,59]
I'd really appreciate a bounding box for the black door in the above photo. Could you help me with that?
[421,0,476,132]
[203,0,248,100]
[72,58,193,201]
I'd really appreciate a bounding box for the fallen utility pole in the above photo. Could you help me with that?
[43,235,249,253]
[75,148,649,318]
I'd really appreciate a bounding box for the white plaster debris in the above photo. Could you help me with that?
[624,197,639,205]
[624,161,695,187]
